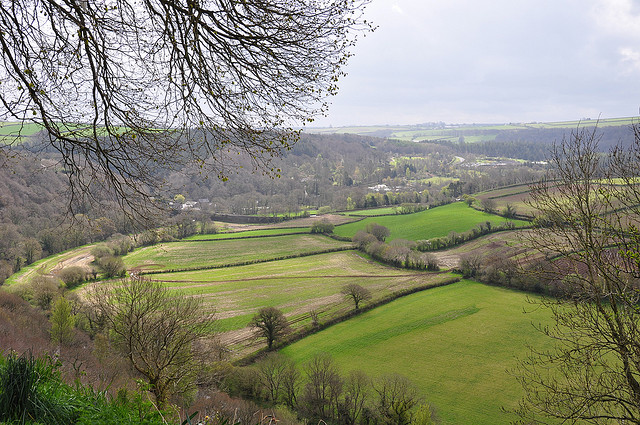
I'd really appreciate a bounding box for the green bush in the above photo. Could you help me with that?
[58,266,86,289]
[90,245,113,260]
[310,219,334,234]
[97,256,126,278]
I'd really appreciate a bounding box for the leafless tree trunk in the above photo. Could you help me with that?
[86,277,215,408]
[515,124,640,423]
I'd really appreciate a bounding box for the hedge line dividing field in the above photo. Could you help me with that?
[137,245,356,275]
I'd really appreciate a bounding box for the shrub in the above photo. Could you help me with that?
[106,234,134,256]
[0,352,77,424]
[365,223,390,242]
[459,254,482,278]
[353,230,378,249]
[422,253,440,271]
[317,205,333,215]
[97,256,126,278]
[90,244,113,260]
[310,219,335,234]
[58,266,86,289]
[0,352,168,425]
[50,296,75,346]
[30,275,62,310]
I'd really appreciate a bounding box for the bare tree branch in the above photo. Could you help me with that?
[0,0,372,220]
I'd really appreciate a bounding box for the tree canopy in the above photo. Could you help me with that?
[0,0,371,216]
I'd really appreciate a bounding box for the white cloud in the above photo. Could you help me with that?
[619,47,640,72]
[313,0,640,127]
[592,0,640,38]
[391,3,404,15]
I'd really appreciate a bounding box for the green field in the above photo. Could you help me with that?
[281,280,555,425]
[184,227,309,240]
[343,207,402,216]
[123,234,351,272]
[153,250,453,335]
[4,245,96,288]
[333,202,529,241]
[0,121,43,136]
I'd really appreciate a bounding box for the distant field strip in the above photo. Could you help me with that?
[123,234,352,272]
[281,280,555,425]
[333,202,529,241]
[183,227,309,240]
[342,207,404,216]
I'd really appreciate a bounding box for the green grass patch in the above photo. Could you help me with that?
[421,176,459,186]
[333,202,528,241]
[124,234,349,271]
[183,227,309,240]
[343,207,401,216]
[153,251,449,333]
[280,280,555,425]
[123,234,351,272]
[0,121,43,136]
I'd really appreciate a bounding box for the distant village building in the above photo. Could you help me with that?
[368,184,391,192]
[182,201,199,210]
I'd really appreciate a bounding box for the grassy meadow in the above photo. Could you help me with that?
[183,227,308,240]
[342,207,403,216]
[154,250,454,336]
[332,202,529,241]
[122,234,351,272]
[280,280,555,425]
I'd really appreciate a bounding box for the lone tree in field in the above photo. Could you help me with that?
[514,125,640,423]
[341,283,371,310]
[0,1,372,217]
[87,277,214,408]
[250,307,291,350]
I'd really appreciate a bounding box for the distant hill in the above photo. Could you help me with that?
[308,116,638,146]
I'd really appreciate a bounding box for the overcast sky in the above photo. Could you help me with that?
[313,0,640,127]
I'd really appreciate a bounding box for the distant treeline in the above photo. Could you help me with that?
[426,125,638,161]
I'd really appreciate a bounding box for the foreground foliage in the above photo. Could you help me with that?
[0,351,167,425]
